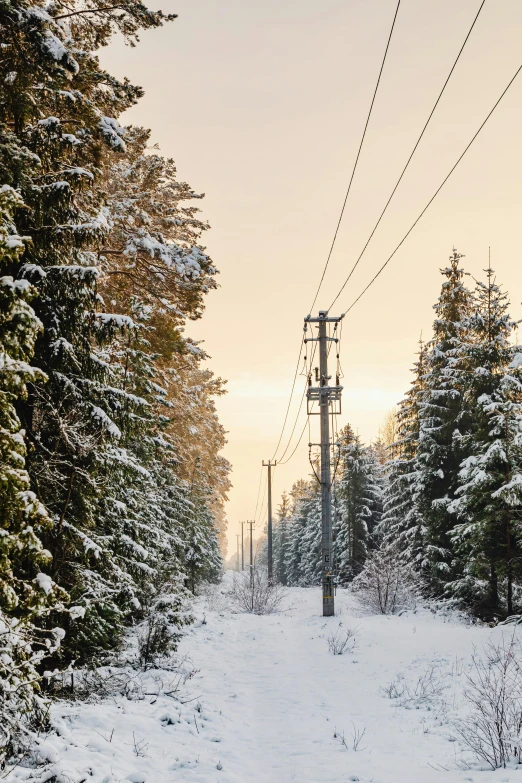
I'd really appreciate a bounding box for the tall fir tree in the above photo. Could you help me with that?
[448,268,522,616]
[379,338,426,568]
[416,249,473,588]
[335,431,383,583]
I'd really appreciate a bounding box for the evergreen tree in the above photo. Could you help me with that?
[449,268,522,616]
[379,338,426,568]
[274,491,292,585]
[335,432,383,583]
[416,249,473,588]
[298,490,322,586]
[0,0,228,666]
[284,481,313,586]
[0,184,66,762]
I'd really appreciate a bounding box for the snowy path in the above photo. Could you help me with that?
[180,588,496,783]
[8,586,522,783]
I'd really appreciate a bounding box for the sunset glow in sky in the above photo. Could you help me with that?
[101,0,522,553]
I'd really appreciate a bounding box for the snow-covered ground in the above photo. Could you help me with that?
[7,584,522,783]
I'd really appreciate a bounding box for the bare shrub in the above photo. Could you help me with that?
[230,568,286,615]
[455,634,522,769]
[352,542,422,614]
[334,722,367,752]
[201,582,229,612]
[406,663,449,707]
[46,658,197,703]
[380,664,449,710]
[380,675,406,700]
[137,614,177,670]
[327,625,357,655]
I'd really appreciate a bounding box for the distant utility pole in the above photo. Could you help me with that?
[239,520,246,571]
[248,519,255,587]
[236,533,240,571]
[262,460,276,582]
[305,310,343,617]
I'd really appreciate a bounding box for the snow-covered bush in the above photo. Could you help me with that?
[201,582,230,613]
[352,542,422,614]
[455,633,522,769]
[0,611,65,765]
[326,625,357,655]
[136,575,191,670]
[230,569,286,615]
[381,663,449,711]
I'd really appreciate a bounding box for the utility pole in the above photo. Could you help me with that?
[305,310,343,617]
[240,521,246,571]
[248,519,255,587]
[236,533,240,571]
[262,460,276,582]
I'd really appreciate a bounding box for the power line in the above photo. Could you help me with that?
[252,465,263,521]
[329,0,486,311]
[278,415,309,466]
[309,0,401,314]
[276,380,308,463]
[267,0,400,469]
[256,472,268,525]
[270,336,304,462]
[340,61,522,316]
[276,338,319,464]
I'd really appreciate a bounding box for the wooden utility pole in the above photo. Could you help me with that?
[236,533,240,571]
[262,460,276,582]
[249,519,254,587]
[240,520,246,571]
[305,310,343,617]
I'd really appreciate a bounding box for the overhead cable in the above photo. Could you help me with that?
[328,0,486,310]
[341,62,522,316]
[308,0,402,314]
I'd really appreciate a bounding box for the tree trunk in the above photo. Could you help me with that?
[490,562,499,614]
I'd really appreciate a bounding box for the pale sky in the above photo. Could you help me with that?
[101,0,522,554]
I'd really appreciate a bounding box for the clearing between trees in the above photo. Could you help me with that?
[6,583,522,783]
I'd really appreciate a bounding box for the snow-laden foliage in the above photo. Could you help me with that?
[0,0,228,758]
[267,250,522,623]
[376,251,522,619]
[257,430,384,589]
[0,184,66,763]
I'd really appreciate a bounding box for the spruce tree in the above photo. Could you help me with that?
[380,338,426,568]
[335,433,383,583]
[449,268,522,616]
[284,481,313,586]
[274,491,292,585]
[416,249,473,588]
[0,184,67,762]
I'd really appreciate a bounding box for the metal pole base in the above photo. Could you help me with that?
[322,576,335,616]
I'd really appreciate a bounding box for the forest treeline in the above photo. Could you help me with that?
[0,0,229,759]
[261,251,522,620]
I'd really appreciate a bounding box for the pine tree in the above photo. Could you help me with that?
[335,432,383,583]
[0,184,67,762]
[298,490,323,586]
[274,491,292,585]
[416,249,473,588]
[0,0,228,664]
[284,481,313,586]
[448,268,522,616]
[379,338,426,568]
